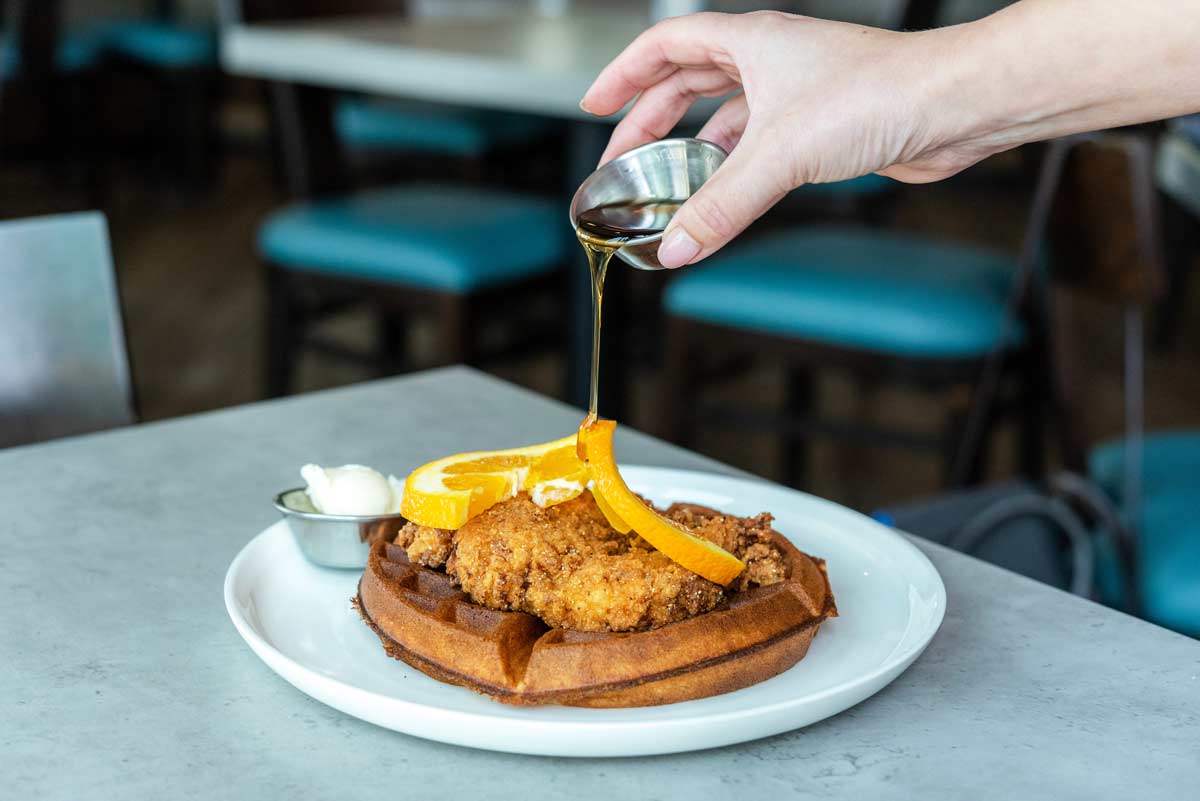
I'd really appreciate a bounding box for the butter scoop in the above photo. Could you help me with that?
[300,463,404,516]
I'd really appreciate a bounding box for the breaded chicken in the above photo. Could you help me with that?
[663,503,791,592]
[398,491,788,632]
[395,521,454,568]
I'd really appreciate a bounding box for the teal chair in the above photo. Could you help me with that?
[259,183,568,397]
[335,97,550,161]
[1088,432,1200,637]
[660,224,1028,487]
[659,140,1093,489]
[242,0,568,396]
[1046,133,1189,634]
[334,96,557,190]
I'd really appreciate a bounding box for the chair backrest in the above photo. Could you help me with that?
[0,212,136,449]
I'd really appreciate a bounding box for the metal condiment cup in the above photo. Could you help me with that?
[273,488,407,569]
[569,137,728,271]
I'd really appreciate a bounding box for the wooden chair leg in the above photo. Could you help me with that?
[264,266,300,398]
[783,368,815,489]
[658,316,696,446]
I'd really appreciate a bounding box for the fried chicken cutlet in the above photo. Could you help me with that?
[395,491,789,632]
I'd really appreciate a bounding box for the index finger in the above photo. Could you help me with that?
[580,12,737,116]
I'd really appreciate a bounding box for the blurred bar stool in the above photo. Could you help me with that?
[659,139,1090,490]
[231,0,569,396]
[1048,133,1199,637]
[0,212,135,448]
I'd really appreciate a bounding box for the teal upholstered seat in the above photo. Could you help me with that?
[1139,491,1200,636]
[102,20,216,68]
[258,184,565,293]
[664,226,1019,358]
[335,98,548,157]
[1088,431,1200,636]
[1090,430,1200,502]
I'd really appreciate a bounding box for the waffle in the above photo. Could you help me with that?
[354,506,837,707]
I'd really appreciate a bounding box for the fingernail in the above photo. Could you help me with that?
[579,98,594,114]
[658,228,700,268]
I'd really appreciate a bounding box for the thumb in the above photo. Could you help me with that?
[657,136,786,268]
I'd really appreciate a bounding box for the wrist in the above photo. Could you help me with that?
[897,23,1015,164]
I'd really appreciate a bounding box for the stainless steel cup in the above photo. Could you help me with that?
[569,138,727,271]
[273,488,407,569]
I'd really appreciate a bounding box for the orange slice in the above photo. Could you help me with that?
[402,434,582,529]
[590,487,631,534]
[578,419,745,586]
[521,444,588,508]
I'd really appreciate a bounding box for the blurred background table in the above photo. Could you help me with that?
[3,367,1198,799]
[222,0,660,119]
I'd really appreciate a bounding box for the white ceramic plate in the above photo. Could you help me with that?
[225,466,945,757]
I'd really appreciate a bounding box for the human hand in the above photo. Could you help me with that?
[580,12,986,268]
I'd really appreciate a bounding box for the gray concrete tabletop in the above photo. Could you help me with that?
[2,367,1197,800]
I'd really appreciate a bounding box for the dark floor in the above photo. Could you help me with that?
[4,134,1199,514]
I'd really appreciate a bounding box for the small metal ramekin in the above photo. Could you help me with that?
[569,137,728,271]
[273,488,407,569]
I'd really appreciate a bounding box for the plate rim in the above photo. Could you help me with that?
[225,466,946,747]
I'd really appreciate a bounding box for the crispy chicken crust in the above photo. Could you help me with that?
[397,491,789,632]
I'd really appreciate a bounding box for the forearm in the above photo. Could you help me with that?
[927,0,1200,158]
[580,2,1200,264]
